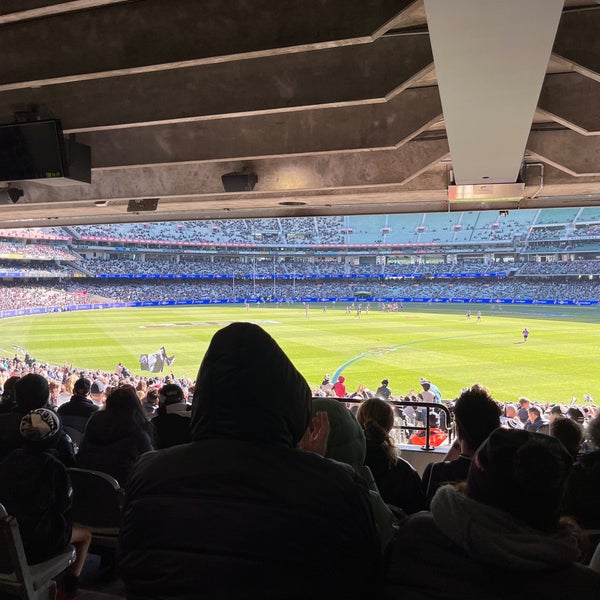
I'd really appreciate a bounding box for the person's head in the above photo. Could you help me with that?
[312,398,365,466]
[19,408,61,452]
[528,406,541,422]
[90,380,106,403]
[421,378,431,392]
[14,373,50,412]
[145,388,160,406]
[356,398,397,465]
[505,404,518,419]
[73,377,91,397]
[105,384,149,427]
[548,405,563,422]
[467,428,573,532]
[191,323,311,447]
[587,414,600,450]
[549,417,583,459]
[518,397,530,409]
[158,384,185,414]
[0,375,20,405]
[453,385,501,454]
[381,379,389,387]
[566,407,585,424]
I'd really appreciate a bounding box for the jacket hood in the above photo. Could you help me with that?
[191,323,311,447]
[431,485,580,570]
[312,398,365,466]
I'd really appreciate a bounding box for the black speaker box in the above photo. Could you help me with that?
[221,172,258,192]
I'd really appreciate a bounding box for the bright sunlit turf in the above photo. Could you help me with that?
[0,302,598,405]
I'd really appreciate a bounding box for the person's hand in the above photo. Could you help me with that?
[298,411,330,456]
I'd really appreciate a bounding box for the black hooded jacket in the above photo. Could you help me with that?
[118,323,380,600]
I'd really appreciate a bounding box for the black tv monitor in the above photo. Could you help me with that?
[0,119,68,182]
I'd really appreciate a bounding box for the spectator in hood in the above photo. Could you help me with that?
[118,323,380,600]
[385,429,600,599]
[333,375,347,398]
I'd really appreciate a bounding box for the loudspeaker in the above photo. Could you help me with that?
[221,172,258,192]
[127,198,159,212]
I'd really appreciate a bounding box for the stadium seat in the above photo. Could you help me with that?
[0,502,75,600]
[67,468,123,549]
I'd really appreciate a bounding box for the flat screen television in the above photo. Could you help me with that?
[0,119,68,182]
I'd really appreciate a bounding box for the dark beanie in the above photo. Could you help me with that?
[14,374,50,411]
[467,428,572,531]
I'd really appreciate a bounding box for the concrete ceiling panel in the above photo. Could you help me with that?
[0,34,434,130]
[527,129,600,176]
[78,87,443,168]
[538,73,600,135]
[0,0,416,88]
[553,8,600,78]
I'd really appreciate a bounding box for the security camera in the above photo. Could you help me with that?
[7,187,24,203]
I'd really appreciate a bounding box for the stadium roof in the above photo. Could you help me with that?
[1,0,600,226]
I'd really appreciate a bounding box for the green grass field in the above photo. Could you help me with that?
[1,303,599,405]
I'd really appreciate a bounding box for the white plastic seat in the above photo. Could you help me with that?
[0,502,75,599]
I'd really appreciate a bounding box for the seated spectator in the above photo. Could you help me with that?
[117,323,380,600]
[0,375,19,413]
[538,405,563,435]
[562,414,600,529]
[0,374,75,466]
[90,380,107,406]
[422,384,500,505]
[517,397,531,423]
[356,398,425,514]
[550,417,583,460]
[525,405,546,432]
[311,397,397,551]
[385,429,600,599]
[500,403,523,429]
[57,377,98,434]
[149,384,191,449]
[76,384,153,486]
[0,409,91,599]
[142,388,159,418]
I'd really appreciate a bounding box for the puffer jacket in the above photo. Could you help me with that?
[311,398,398,551]
[118,322,380,600]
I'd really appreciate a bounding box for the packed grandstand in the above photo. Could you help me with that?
[1,207,600,313]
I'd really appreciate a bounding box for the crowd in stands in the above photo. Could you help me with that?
[0,324,599,599]
[1,275,599,312]
[70,216,346,246]
[517,259,600,276]
[0,241,78,261]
